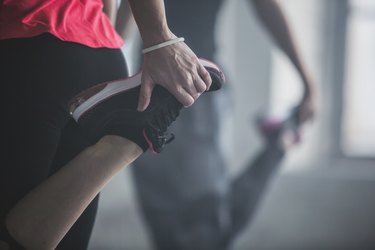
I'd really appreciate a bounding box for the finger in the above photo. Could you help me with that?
[193,76,208,94]
[170,85,195,107]
[138,75,154,111]
[197,63,212,91]
[180,74,200,99]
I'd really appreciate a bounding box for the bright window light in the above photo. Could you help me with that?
[342,0,375,157]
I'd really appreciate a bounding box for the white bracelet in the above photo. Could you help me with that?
[142,37,185,54]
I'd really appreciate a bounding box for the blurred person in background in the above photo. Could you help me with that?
[105,0,317,249]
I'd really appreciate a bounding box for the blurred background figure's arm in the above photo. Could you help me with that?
[250,0,317,123]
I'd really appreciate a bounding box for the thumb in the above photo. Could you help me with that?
[138,75,154,111]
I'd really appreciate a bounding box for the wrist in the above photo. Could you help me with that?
[142,37,185,54]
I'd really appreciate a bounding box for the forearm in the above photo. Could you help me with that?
[251,0,314,93]
[6,136,142,250]
[127,0,173,47]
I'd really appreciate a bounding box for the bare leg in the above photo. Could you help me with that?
[6,135,142,250]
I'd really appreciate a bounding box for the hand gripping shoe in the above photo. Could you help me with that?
[69,58,226,153]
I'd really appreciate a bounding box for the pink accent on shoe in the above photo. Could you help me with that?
[259,119,283,135]
[70,73,142,120]
[199,57,226,83]
[143,129,157,154]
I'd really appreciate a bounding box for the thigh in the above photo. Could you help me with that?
[1,87,71,246]
[0,34,128,247]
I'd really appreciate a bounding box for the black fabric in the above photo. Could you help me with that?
[0,33,128,249]
[76,85,149,151]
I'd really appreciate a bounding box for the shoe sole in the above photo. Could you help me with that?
[69,58,225,122]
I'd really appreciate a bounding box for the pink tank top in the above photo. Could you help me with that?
[0,0,124,48]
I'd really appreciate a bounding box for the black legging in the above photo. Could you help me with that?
[0,33,128,249]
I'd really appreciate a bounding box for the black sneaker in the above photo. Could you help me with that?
[69,58,225,153]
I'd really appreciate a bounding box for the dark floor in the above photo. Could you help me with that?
[88,161,375,250]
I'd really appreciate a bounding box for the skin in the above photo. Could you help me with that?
[5,0,210,249]
[127,0,212,111]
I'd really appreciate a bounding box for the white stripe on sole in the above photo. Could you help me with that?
[72,73,142,121]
